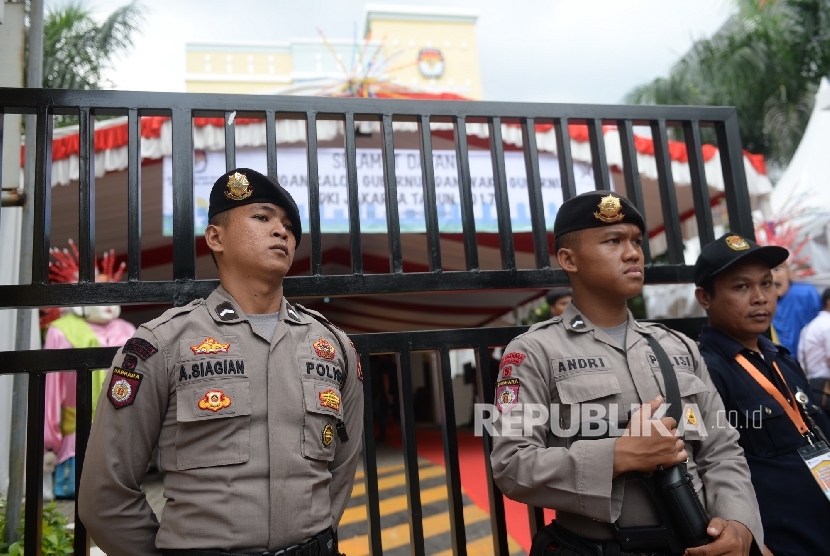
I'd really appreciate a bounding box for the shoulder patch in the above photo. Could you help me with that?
[495,378,520,413]
[108,367,143,409]
[123,338,158,360]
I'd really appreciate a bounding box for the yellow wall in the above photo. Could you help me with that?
[366,19,482,99]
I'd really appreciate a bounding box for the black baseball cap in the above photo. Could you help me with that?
[694,233,789,286]
[553,190,646,252]
[208,168,302,246]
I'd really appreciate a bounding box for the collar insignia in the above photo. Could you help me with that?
[570,316,586,330]
[594,194,625,224]
[215,301,237,321]
[725,235,750,251]
[313,338,336,360]
[225,172,253,201]
[190,337,231,355]
[198,389,232,412]
[322,423,334,447]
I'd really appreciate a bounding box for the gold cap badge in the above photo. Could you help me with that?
[725,235,750,251]
[225,172,253,201]
[322,423,334,447]
[594,194,625,224]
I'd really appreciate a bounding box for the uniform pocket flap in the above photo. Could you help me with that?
[735,396,784,420]
[556,370,622,404]
[176,379,252,422]
[302,379,343,419]
[676,371,710,397]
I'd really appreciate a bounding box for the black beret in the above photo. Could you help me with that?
[694,233,788,286]
[208,168,302,247]
[553,190,646,248]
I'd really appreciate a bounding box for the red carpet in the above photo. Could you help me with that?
[385,425,554,552]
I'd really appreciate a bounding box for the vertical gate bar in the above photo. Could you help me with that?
[617,119,651,263]
[683,120,715,248]
[23,371,46,556]
[74,368,93,556]
[587,118,610,190]
[171,108,195,282]
[344,113,363,274]
[359,349,382,555]
[488,117,516,271]
[306,111,323,276]
[127,109,142,282]
[521,118,550,269]
[528,506,545,535]
[453,116,479,270]
[418,114,442,272]
[265,110,278,178]
[224,110,236,172]
[437,348,467,555]
[474,345,509,555]
[650,119,684,264]
[554,118,577,201]
[715,111,755,239]
[78,107,95,283]
[380,114,403,273]
[396,345,426,556]
[32,106,53,285]
[0,112,4,231]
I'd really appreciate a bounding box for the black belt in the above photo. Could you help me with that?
[164,527,337,556]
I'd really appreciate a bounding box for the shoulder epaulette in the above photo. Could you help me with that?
[527,315,563,333]
[142,298,203,331]
[295,304,349,388]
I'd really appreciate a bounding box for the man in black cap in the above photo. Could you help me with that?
[490,191,763,556]
[695,232,830,556]
[80,168,364,556]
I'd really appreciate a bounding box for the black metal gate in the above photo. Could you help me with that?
[0,88,755,555]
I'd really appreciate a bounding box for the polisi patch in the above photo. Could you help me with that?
[190,337,231,355]
[215,301,238,321]
[313,338,336,360]
[495,378,520,413]
[319,389,341,412]
[123,338,158,361]
[500,352,526,369]
[198,389,232,412]
[107,367,143,409]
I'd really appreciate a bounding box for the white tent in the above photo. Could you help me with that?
[770,77,830,275]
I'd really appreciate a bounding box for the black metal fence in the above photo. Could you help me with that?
[0,88,755,555]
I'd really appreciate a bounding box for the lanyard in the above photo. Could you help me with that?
[734,354,810,435]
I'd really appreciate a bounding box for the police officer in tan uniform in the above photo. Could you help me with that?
[490,191,763,556]
[79,168,364,556]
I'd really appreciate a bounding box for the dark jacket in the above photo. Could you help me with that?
[698,325,830,556]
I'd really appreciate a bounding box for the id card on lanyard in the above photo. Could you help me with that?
[735,354,830,500]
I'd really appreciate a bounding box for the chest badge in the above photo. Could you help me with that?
[686,407,697,426]
[322,423,334,447]
[198,389,232,412]
[191,337,231,355]
[319,389,341,412]
[225,171,252,201]
[313,338,336,360]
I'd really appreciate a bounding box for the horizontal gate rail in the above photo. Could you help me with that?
[0,86,752,555]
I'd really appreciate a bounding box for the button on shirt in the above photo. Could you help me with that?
[489,304,763,545]
[78,286,364,556]
[799,311,830,380]
[698,325,830,556]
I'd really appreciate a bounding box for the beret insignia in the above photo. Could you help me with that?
[725,235,750,251]
[225,172,253,201]
[593,194,624,224]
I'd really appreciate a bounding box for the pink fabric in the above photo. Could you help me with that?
[44,318,136,464]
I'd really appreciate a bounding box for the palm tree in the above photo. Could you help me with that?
[28,0,145,90]
[625,0,830,168]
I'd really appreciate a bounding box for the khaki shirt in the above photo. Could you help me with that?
[490,303,763,546]
[78,286,364,555]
